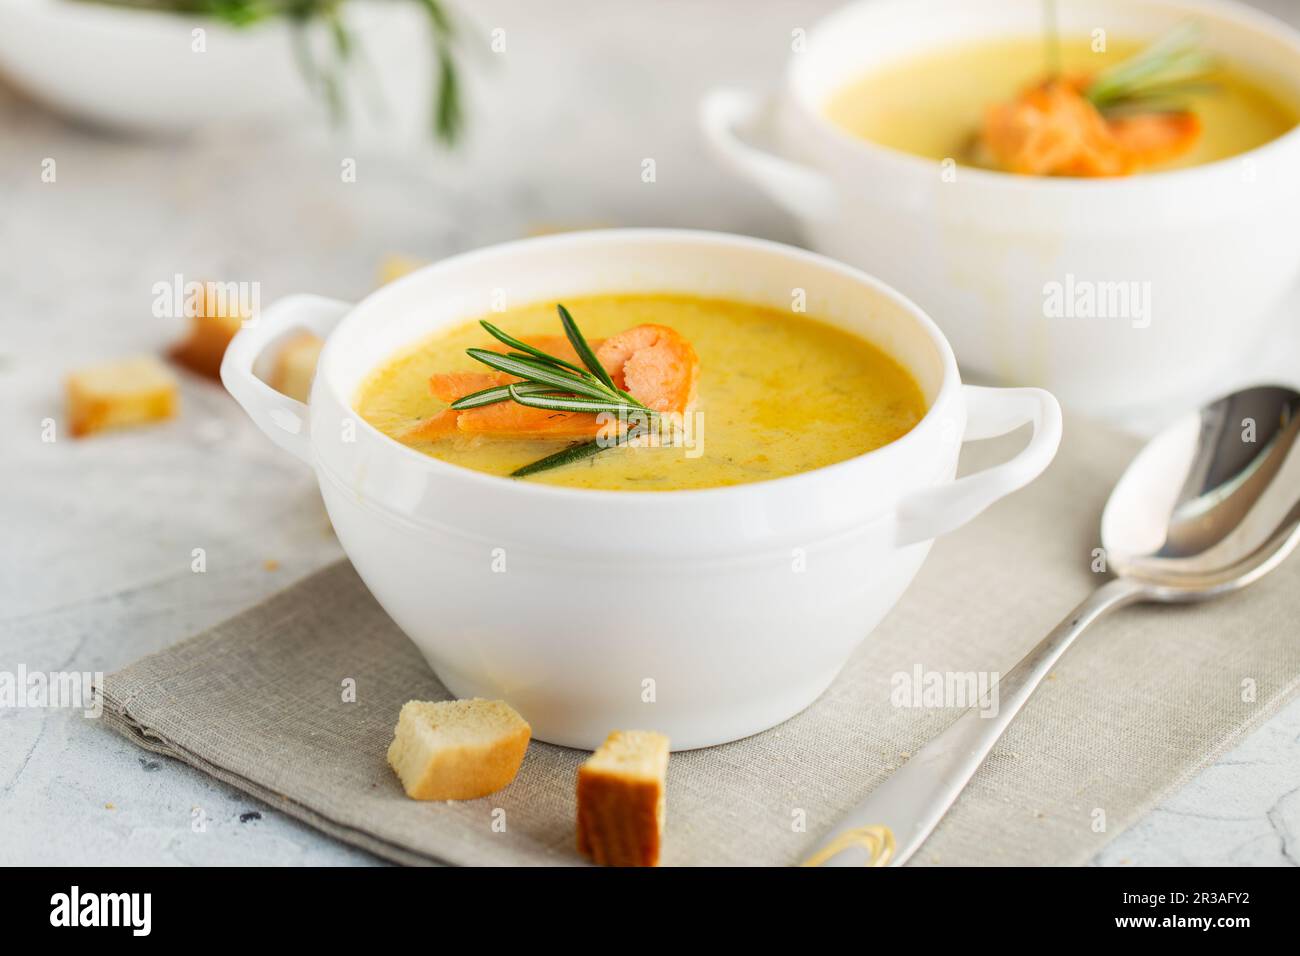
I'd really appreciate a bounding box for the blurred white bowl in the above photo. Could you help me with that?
[702,0,1300,419]
[0,0,428,136]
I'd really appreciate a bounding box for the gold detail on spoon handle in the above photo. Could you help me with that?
[801,825,896,867]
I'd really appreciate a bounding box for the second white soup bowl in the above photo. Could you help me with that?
[223,230,1061,749]
[701,0,1300,418]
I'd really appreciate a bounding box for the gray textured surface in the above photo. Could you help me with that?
[2,0,1299,866]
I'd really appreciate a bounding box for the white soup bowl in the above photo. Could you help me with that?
[222,230,1061,750]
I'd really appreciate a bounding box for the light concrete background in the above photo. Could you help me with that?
[1,0,1297,866]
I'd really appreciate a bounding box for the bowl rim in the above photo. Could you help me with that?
[317,227,963,504]
[786,0,1300,192]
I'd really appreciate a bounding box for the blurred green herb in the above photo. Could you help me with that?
[76,0,465,144]
[1085,22,1216,116]
[1041,3,1215,117]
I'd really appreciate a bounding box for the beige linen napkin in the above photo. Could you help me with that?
[99,416,1300,865]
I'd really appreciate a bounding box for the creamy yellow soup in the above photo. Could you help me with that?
[823,37,1299,172]
[354,294,927,491]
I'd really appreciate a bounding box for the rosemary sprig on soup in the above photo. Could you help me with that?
[822,18,1299,178]
[456,307,658,418]
[353,294,926,491]
[453,305,663,477]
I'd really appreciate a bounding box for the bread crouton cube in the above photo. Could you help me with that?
[269,332,323,403]
[387,699,531,801]
[577,730,670,866]
[169,284,247,380]
[67,356,179,438]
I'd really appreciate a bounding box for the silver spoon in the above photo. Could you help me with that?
[805,385,1300,867]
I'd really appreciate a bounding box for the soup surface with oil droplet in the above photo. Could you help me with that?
[823,37,1299,172]
[354,294,927,491]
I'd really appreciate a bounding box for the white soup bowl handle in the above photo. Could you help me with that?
[219,294,352,465]
[699,88,838,221]
[894,386,1063,547]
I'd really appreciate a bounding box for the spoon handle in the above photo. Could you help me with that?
[803,576,1146,867]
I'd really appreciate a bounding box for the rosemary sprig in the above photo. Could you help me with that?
[455,305,660,478]
[1085,22,1216,115]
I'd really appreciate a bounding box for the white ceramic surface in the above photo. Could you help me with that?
[222,229,1060,749]
[0,0,428,136]
[701,0,1300,419]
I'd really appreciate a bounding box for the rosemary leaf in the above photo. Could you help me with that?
[511,417,653,477]
[420,0,464,145]
[327,6,352,60]
[510,440,613,478]
[504,350,590,373]
[419,0,455,37]
[478,320,590,376]
[449,381,559,410]
[433,43,464,146]
[465,349,617,401]
[557,303,617,391]
[1086,23,1215,113]
[507,385,655,417]
[1097,83,1220,117]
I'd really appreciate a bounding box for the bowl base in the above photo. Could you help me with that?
[429,659,846,752]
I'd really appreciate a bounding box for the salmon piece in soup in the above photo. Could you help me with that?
[398,408,460,442]
[595,324,699,413]
[1107,111,1202,167]
[428,372,513,403]
[456,403,603,439]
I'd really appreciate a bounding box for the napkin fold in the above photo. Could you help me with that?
[100,416,1300,865]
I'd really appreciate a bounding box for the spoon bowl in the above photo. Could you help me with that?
[1103,386,1300,598]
